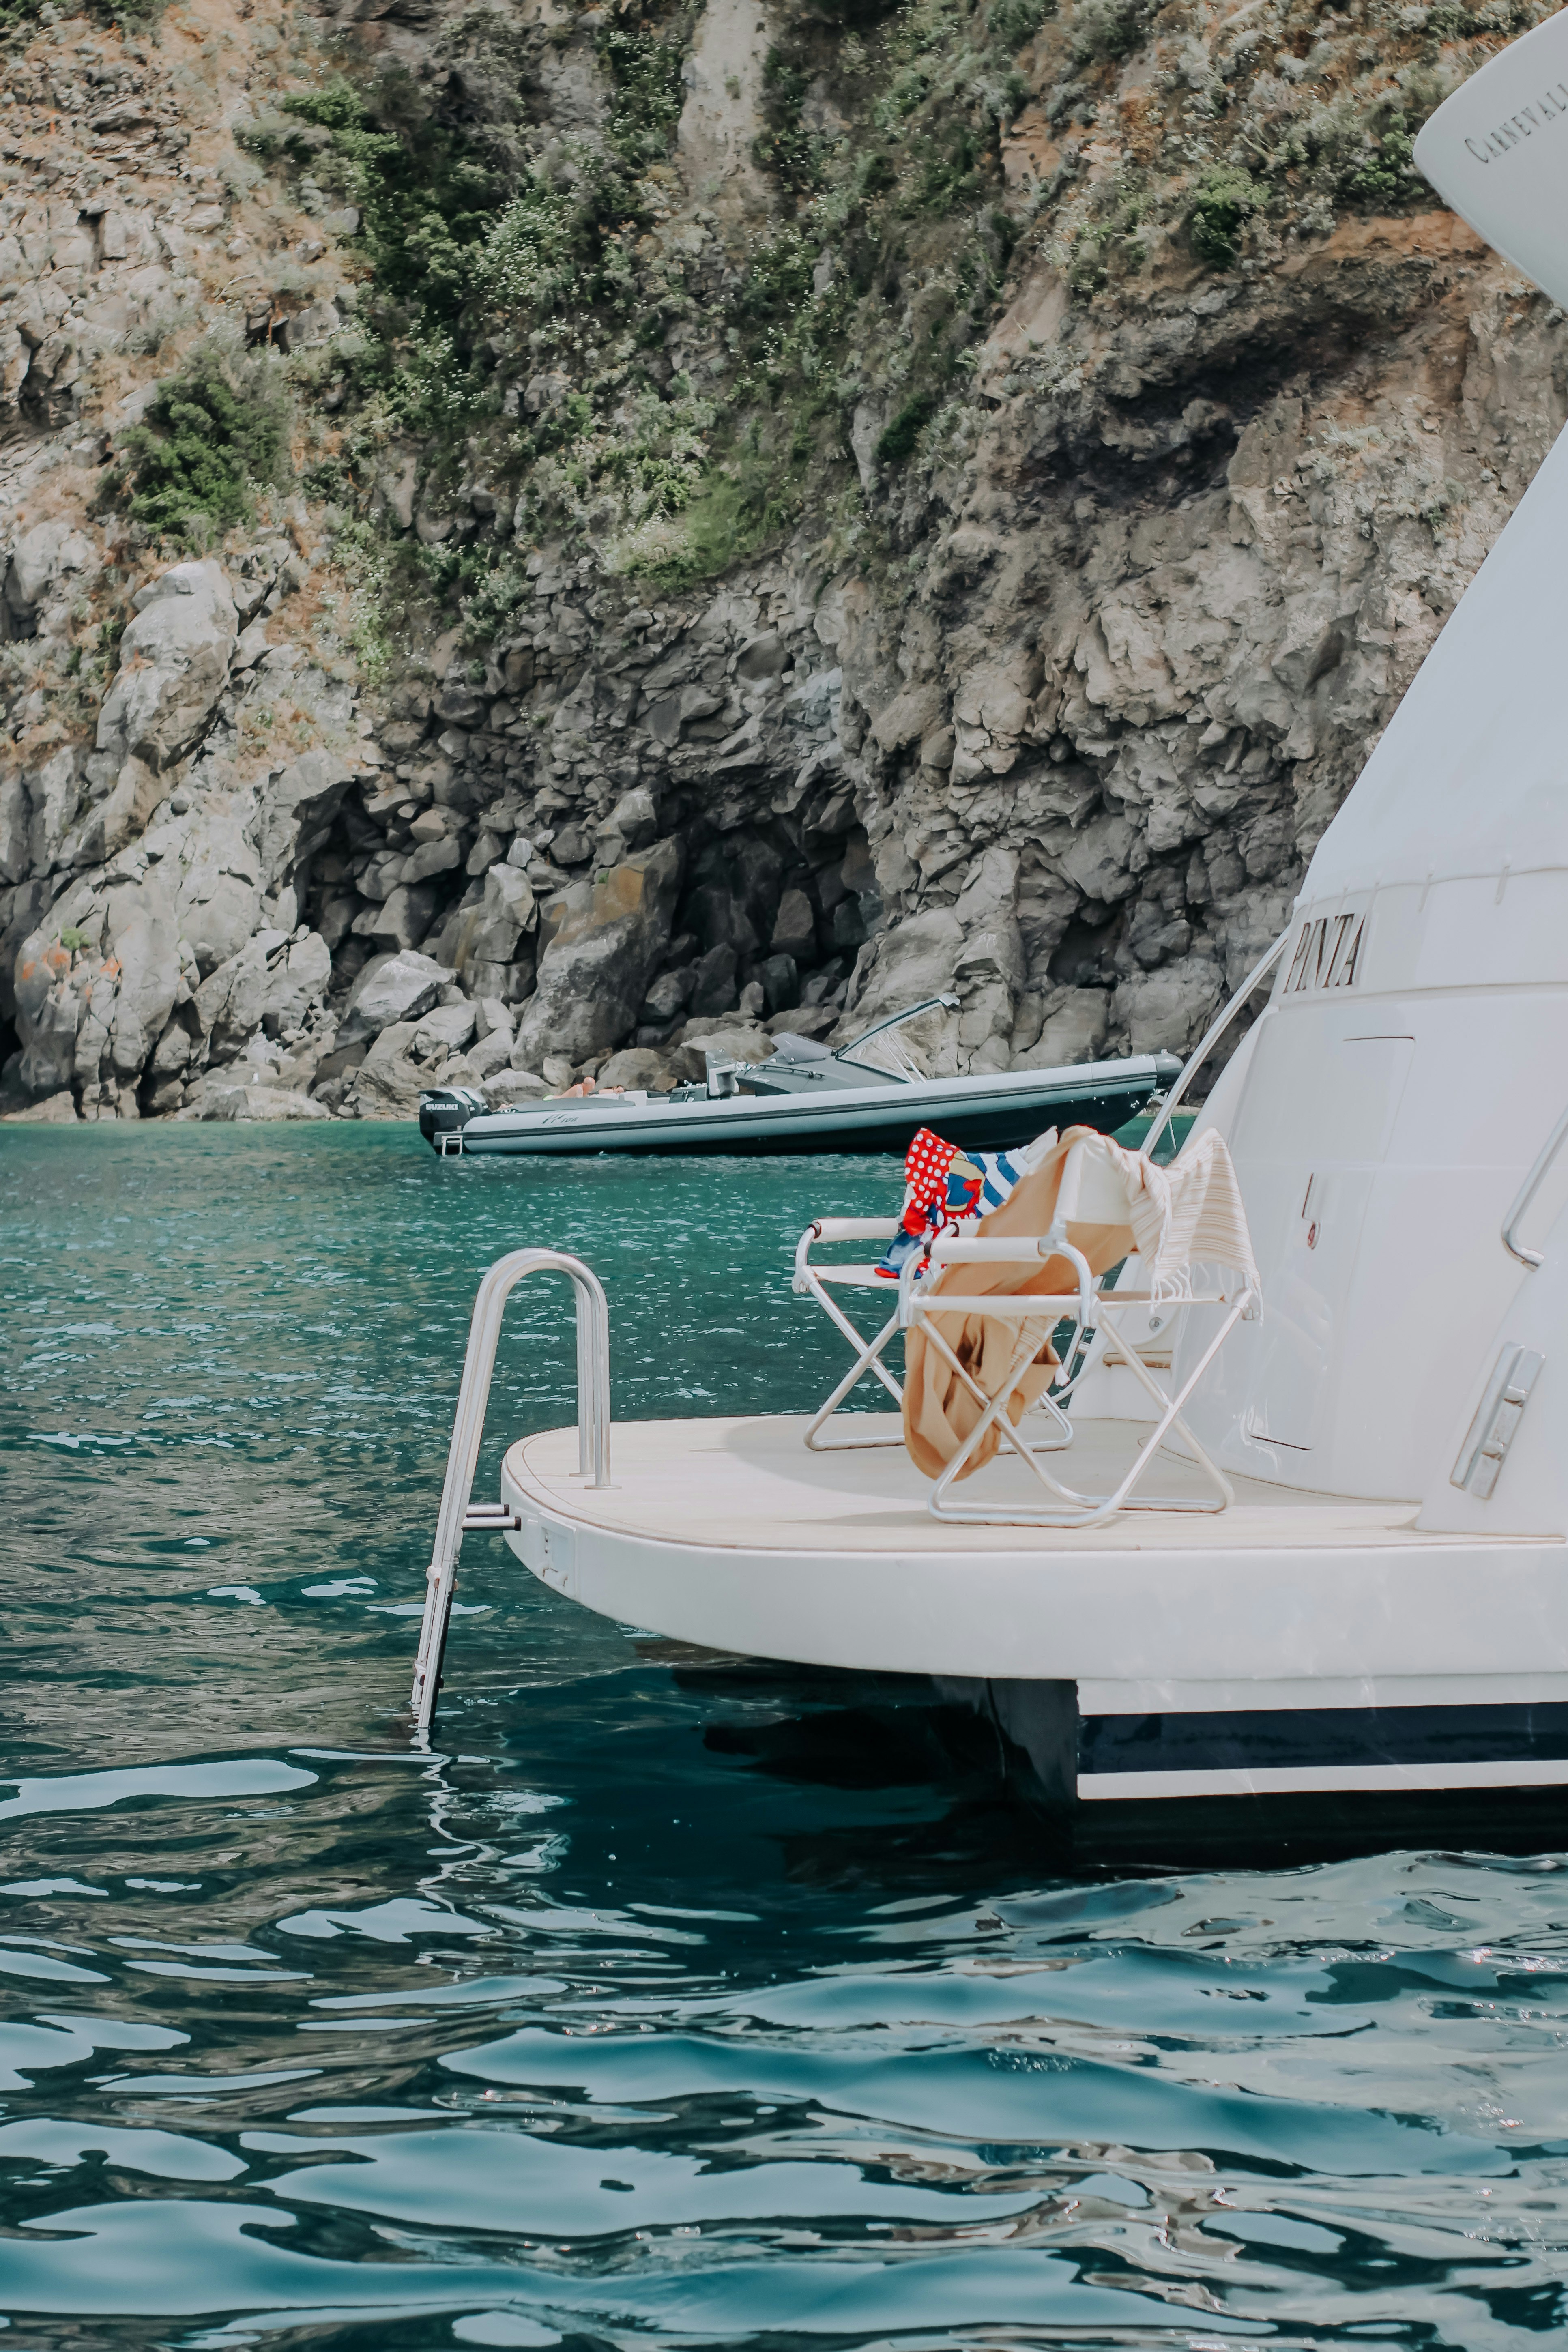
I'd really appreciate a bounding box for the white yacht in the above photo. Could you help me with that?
[409,20,1568,1836]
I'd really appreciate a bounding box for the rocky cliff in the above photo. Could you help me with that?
[1,0,1562,1121]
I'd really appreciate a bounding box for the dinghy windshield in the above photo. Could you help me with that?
[831,994,960,1085]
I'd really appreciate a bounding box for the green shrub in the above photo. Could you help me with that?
[988,0,1051,46]
[1189,163,1256,268]
[1342,114,1418,207]
[474,178,579,316]
[599,24,685,169]
[280,75,366,133]
[875,388,938,466]
[1069,0,1146,64]
[107,346,290,548]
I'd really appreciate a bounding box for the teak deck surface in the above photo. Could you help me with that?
[507,1413,1453,1555]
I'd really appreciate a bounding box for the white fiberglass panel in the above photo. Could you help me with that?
[1180,990,1568,1506]
[1359,870,1568,998]
[1414,9,1568,314]
[1297,413,1568,906]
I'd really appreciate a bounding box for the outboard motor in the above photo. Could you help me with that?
[419,1085,490,1151]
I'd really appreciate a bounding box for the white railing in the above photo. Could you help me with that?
[410,1249,611,1736]
[1503,1103,1568,1271]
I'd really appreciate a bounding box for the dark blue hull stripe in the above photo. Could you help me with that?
[1080,1703,1568,1777]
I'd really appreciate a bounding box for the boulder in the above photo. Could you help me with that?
[410,1001,477,1058]
[510,839,683,1069]
[194,929,291,1058]
[447,865,536,1001]
[5,520,93,621]
[1011,986,1111,1069]
[641,968,693,1024]
[280,300,340,351]
[759,952,798,1012]
[263,930,332,1034]
[767,1004,838,1040]
[597,1047,677,1091]
[1,1087,79,1123]
[485,1067,550,1106]
[95,560,237,774]
[606,786,659,849]
[339,949,455,1048]
[688,941,738,1017]
[842,907,963,1071]
[192,1084,330,1121]
[1110,956,1222,1054]
[354,881,441,954]
[666,1021,775,1083]
[344,1025,427,1119]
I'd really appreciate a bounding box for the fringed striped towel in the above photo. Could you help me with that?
[1117,1128,1259,1304]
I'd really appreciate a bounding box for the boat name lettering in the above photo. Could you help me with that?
[1283,911,1364,995]
[1463,82,1568,162]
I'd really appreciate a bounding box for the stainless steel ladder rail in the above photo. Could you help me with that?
[410,1249,611,1736]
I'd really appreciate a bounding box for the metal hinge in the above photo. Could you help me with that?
[1450,1344,1544,1499]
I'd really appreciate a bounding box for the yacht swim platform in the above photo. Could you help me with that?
[497,1411,1562,1693]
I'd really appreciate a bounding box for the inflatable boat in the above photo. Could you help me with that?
[418,996,1179,1159]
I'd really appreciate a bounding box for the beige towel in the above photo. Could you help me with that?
[900,1125,1261,1481]
[902,1128,1133,1482]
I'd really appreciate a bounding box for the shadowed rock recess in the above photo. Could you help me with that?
[0,0,1559,1120]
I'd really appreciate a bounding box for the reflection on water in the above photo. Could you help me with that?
[3,1126,1568,2348]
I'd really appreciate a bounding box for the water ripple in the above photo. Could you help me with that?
[4,1126,1568,2347]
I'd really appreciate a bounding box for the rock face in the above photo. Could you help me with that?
[96,562,237,774]
[338,949,456,1049]
[0,0,1560,1122]
[511,842,683,1071]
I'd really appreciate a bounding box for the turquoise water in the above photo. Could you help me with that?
[3,1125,1568,2348]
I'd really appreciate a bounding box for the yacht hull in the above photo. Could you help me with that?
[484,1412,1568,1812]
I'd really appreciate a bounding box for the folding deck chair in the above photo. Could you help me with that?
[792,1217,1074,1454]
[898,1130,1259,1527]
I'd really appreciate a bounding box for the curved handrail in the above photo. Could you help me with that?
[1503,1104,1568,1270]
[1138,928,1290,1162]
[411,1249,611,1734]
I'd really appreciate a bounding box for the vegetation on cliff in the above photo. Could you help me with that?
[206,0,1545,642]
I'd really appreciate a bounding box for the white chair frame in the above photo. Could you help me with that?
[792,1218,908,1450]
[895,1138,1256,1528]
[793,1218,1074,1454]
